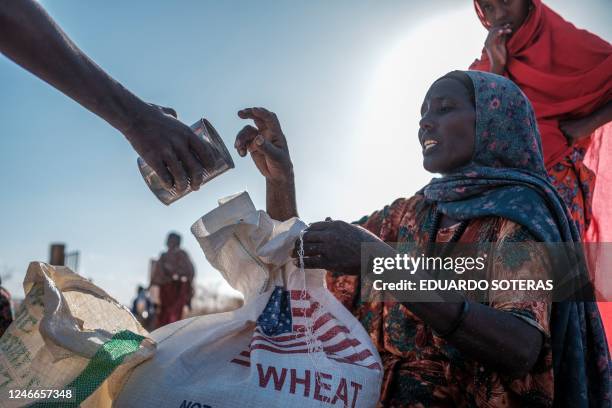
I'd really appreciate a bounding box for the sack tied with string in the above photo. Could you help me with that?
[115,192,383,408]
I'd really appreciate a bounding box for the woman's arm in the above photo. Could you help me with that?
[560,100,612,144]
[0,0,215,191]
[235,107,297,221]
[405,236,549,377]
[404,297,543,378]
[267,178,298,222]
[297,221,545,378]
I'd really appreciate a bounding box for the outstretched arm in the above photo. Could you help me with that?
[0,0,215,192]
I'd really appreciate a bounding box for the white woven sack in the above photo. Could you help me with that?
[115,192,382,408]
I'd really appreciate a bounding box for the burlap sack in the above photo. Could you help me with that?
[0,262,155,407]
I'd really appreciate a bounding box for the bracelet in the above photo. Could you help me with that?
[434,297,470,339]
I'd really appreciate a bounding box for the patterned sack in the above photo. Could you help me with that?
[115,192,383,407]
[0,262,155,408]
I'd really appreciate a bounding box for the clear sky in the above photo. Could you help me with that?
[1,0,610,305]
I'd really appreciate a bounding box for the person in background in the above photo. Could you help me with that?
[152,233,195,328]
[131,285,154,331]
[469,0,612,354]
[0,0,215,192]
[0,277,13,337]
[469,0,612,239]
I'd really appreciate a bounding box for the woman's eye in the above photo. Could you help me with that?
[439,105,453,113]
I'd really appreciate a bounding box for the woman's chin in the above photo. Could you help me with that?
[423,157,442,174]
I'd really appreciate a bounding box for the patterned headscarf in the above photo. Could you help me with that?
[423,70,575,243]
[422,70,609,407]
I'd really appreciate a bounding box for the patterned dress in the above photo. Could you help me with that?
[327,195,554,407]
[548,147,595,237]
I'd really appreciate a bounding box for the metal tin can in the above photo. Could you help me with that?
[137,118,234,205]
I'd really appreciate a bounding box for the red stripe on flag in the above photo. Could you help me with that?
[236,348,380,371]
[291,302,321,318]
[250,344,310,354]
[254,324,350,345]
[335,348,374,362]
[254,329,304,343]
[321,338,362,353]
[317,325,351,342]
[290,291,311,300]
[251,339,365,357]
[252,336,308,348]
[293,313,334,332]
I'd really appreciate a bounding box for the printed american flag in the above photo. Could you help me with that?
[231,287,381,371]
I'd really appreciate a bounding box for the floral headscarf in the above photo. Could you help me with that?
[422,70,610,407]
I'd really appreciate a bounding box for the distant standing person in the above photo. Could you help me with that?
[152,233,195,328]
[0,277,13,337]
[0,0,215,193]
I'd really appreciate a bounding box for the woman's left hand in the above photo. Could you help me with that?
[291,219,386,275]
[559,117,595,144]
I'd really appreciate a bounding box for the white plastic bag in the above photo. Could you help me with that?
[115,192,382,407]
[0,262,155,407]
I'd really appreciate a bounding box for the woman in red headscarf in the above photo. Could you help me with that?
[470,0,611,238]
[470,0,612,344]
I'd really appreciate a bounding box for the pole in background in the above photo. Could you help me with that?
[49,243,65,266]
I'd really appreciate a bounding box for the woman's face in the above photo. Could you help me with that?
[477,0,531,33]
[419,78,476,174]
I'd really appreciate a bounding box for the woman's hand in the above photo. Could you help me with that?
[484,24,512,75]
[235,107,294,185]
[236,107,297,221]
[292,219,389,275]
[560,117,597,145]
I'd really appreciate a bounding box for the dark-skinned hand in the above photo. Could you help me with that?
[484,24,512,75]
[235,107,294,184]
[291,219,389,275]
[559,117,596,145]
[125,103,216,193]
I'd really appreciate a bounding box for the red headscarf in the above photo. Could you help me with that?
[471,0,612,347]
[470,0,612,241]
[470,0,611,165]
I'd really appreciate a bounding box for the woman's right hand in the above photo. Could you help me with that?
[484,24,512,75]
[235,107,294,185]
